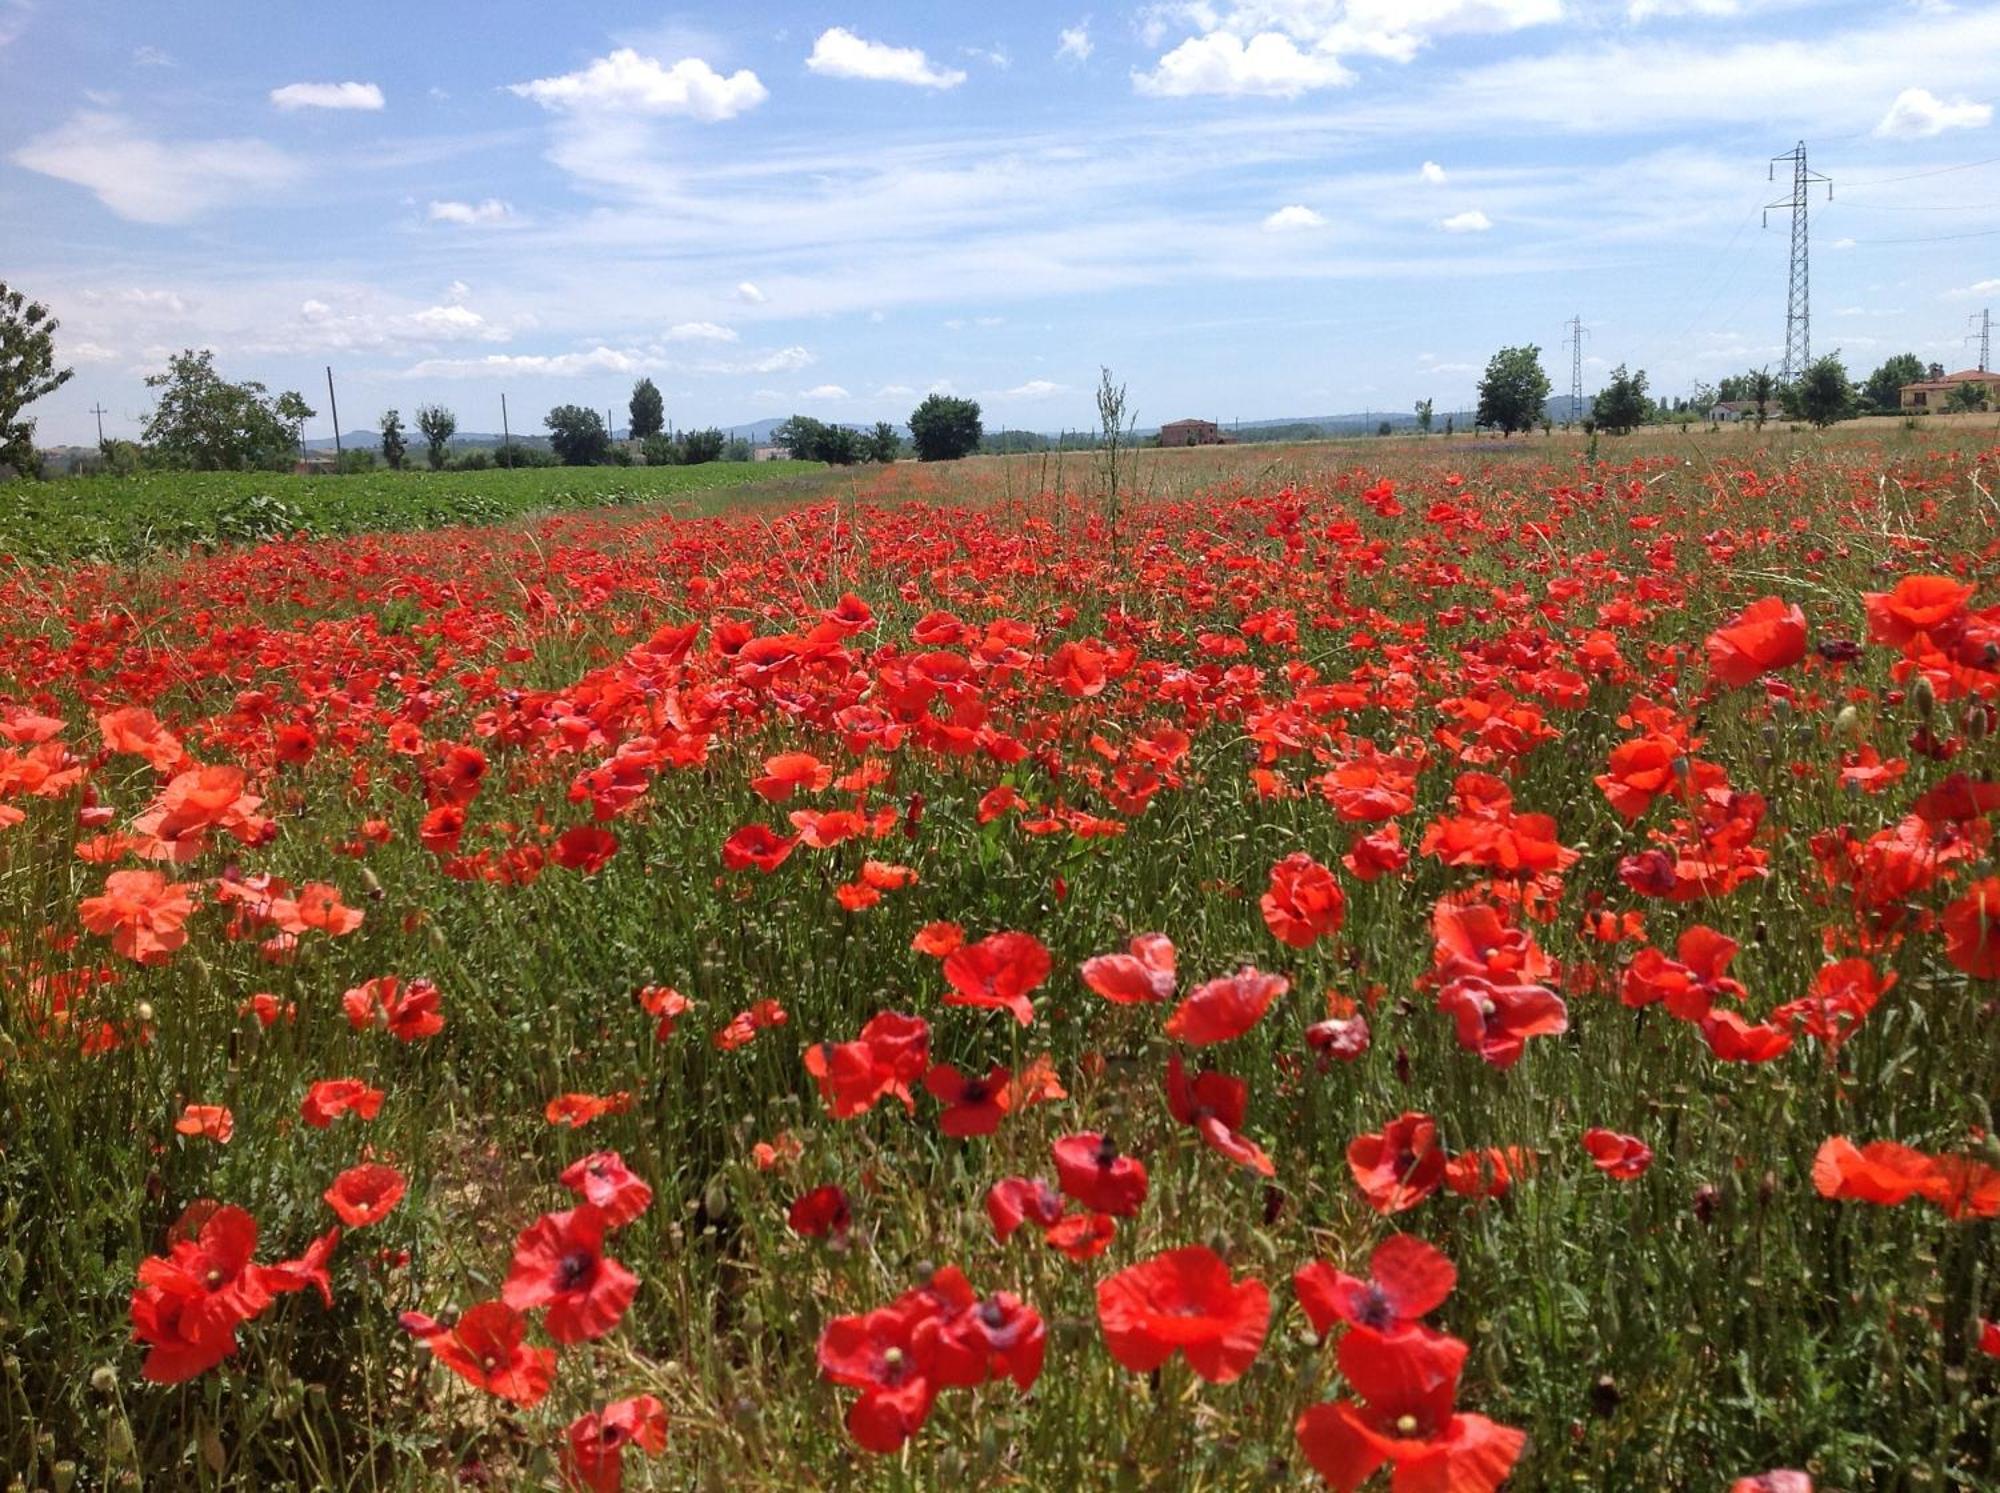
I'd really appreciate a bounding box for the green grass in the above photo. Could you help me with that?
[0,462,820,566]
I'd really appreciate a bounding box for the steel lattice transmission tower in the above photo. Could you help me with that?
[1764,142,1832,383]
[1564,314,1589,423]
[1973,308,1992,373]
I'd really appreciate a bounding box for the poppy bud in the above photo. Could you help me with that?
[90,1365,117,1395]
[1692,1183,1721,1224]
[360,868,384,901]
[1912,676,1936,717]
[1394,1046,1412,1086]
[1833,705,1860,740]
[1589,1374,1620,1417]
[52,1462,76,1493]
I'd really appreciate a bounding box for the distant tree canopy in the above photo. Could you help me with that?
[1,281,74,478]
[545,404,610,466]
[1592,365,1652,434]
[416,405,456,470]
[141,349,308,471]
[678,427,726,465]
[867,422,901,463]
[775,414,863,465]
[1415,398,1434,434]
[628,378,665,442]
[909,394,983,462]
[1475,345,1550,436]
[1862,353,1926,413]
[1946,379,1990,414]
[379,409,407,470]
[1787,354,1855,428]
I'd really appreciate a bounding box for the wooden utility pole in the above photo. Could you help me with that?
[325,366,343,459]
[501,393,512,466]
[89,403,108,445]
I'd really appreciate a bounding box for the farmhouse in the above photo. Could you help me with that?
[1708,399,1761,424]
[1900,368,2000,412]
[1157,417,1235,447]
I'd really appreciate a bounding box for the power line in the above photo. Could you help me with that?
[1564,314,1589,421]
[1846,227,2000,246]
[1765,141,1831,382]
[1842,155,2000,189]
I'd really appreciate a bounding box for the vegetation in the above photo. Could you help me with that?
[1947,380,1990,414]
[1787,354,1856,429]
[909,392,984,461]
[1475,345,1550,436]
[416,405,457,471]
[628,379,665,442]
[1591,365,1652,434]
[140,349,313,472]
[545,405,610,468]
[379,410,408,471]
[1863,353,1926,413]
[0,280,74,477]
[775,415,864,465]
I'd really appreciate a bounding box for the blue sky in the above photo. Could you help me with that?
[3,0,1997,446]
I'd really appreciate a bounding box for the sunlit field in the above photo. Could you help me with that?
[6,428,2000,1491]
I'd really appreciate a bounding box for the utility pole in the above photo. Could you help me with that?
[1564,314,1589,423]
[500,393,512,467]
[325,366,343,459]
[1971,308,1992,373]
[89,402,108,446]
[1764,142,1832,383]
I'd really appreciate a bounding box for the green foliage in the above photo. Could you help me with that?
[544,405,609,467]
[1863,353,1926,413]
[495,440,558,469]
[628,378,665,441]
[909,393,983,461]
[416,405,456,470]
[1475,345,1551,436]
[867,421,901,463]
[722,435,754,462]
[677,427,726,465]
[334,448,375,475]
[1415,397,1434,434]
[1946,380,1990,414]
[139,349,307,472]
[1787,354,1856,428]
[378,409,407,470]
[1592,364,1653,434]
[0,281,74,478]
[641,433,679,467]
[774,414,862,465]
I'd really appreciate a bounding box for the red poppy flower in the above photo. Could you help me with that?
[911,920,965,956]
[1979,1320,2000,1358]
[342,975,445,1042]
[545,1090,634,1127]
[781,1184,850,1241]
[553,824,619,873]
[502,1204,640,1343]
[1435,976,1568,1069]
[262,1226,340,1310]
[1942,877,2000,977]
[805,1011,930,1118]
[1347,1113,1447,1215]
[1706,596,1807,687]
[1164,1055,1274,1176]
[301,1078,384,1129]
[563,1395,669,1493]
[637,985,692,1041]
[1165,966,1289,1045]
[924,1062,1015,1137]
[559,1152,654,1228]
[1864,574,1973,649]
[1293,1233,1456,1339]
[174,1103,234,1143]
[1052,1132,1150,1217]
[941,931,1051,1026]
[78,869,197,965]
[932,1290,1047,1391]
[1443,1146,1529,1202]
[1343,825,1409,882]
[407,1301,554,1407]
[721,823,798,873]
[1620,926,1746,1022]
[1811,1137,1939,1207]
[1045,1211,1118,1260]
[1262,852,1346,948]
[985,1176,1065,1242]
[323,1163,407,1227]
[1306,1011,1372,1064]
[1729,1475,1814,1493]
[752,751,833,801]
[1772,960,1890,1051]
[130,1203,273,1383]
[1078,932,1177,1004]
[1699,1009,1795,1064]
[1581,1128,1653,1180]
[1096,1245,1270,1384]
[817,1301,942,1453]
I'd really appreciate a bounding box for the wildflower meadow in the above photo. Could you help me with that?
[5,434,2000,1490]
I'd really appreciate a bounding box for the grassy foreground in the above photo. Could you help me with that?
[3,433,2000,1490]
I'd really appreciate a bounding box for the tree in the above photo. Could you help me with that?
[417,404,456,469]
[866,421,901,464]
[678,427,725,465]
[545,404,609,466]
[141,349,306,471]
[1475,345,1550,436]
[1,282,74,478]
[275,391,315,460]
[1862,353,1925,413]
[629,378,665,441]
[909,393,983,461]
[1750,368,1776,428]
[1789,353,1854,428]
[641,433,679,467]
[1591,365,1652,434]
[1946,379,1990,414]
[1415,398,1434,435]
[774,414,863,465]
[379,410,407,469]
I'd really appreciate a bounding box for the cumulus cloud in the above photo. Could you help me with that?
[270,81,384,111]
[11,111,298,223]
[1874,87,1991,138]
[807,27,967,89]
[736,281,768,304]
[1420,160,1447,183]
[428,198,514,226]
[1440,209,1493,232]
[1135,31,1351,98]
[511,49,768,120]
[1262,203,1326,231]
[666,321,738,342]
[801,383,851,400]
[1057,23,1094,63]
[1002,379,1067,398]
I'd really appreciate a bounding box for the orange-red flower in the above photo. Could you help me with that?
[1261,851,1345,948]
[1705,596,1806,687]
[1164,966,1288,1045]
[1347,1112,1447,1215]
[1097,1245,1270,1383]
[323,1163,407,1227]
[502,1203,640,1342]
[78,870,197,965]
[941,931,1051,1026]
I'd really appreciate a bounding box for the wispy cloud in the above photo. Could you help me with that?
[1874,86,1991,138]
[12,111,299,223]
[270,81,384,111]
[428,198,515,226]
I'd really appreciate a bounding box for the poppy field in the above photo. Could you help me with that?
[6,435,2000,1491]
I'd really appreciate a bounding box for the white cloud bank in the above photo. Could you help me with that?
[1874,87,1991,139]
[511,49,767,120]
[807,28,967,89]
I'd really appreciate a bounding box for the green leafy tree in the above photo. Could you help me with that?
[416,404,456,470]
[908,393,983,462]
[1750,368,1776,428]
[379,410,407,469]
[1415,398,1434,435]
[1787,354,1855,428]
[677,427,725,465]
[544,404,609,466]
[1,281,74,478]
[641,433,679,467]
[1862,353,1926,413]
[722,435,754,461]
[1591,365,1652,434]
[275,391,315,460]
[1475,345,1551,437]
[628,378,665,441]
[141,349,304,471]
[774,414,862,465]
[866,421,901,463]
[1946,379,1991,414]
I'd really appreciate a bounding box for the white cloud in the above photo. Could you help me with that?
[407,304,500,339]
[1135,32,1351,98]
[666,321,738,342]
[801,383,851,400]
[1951,278,2000,297]
[1002,379,1067,398]
[1628,0,1742,18]
[1263,203,1326,231]
[511,49,768,121]
[408,347,645,379]
[1440,209,1493,232]
[1874,87,1991,139]
[11,112,299,223]
[1831,237,1857,250]
[428,198,514,226]
[270,81,384,112]
[876,383,918,398]
[1057,23,1094,63]
[68,341,120,363]
[747,346,814,374]
[1420,160,1447,183]
[807,28,967,89]
[966,44,1011,70]
[132,45,173,67]
[736,281,768,304]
